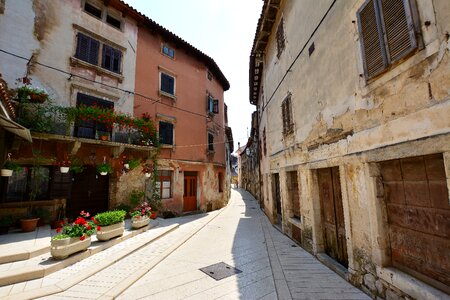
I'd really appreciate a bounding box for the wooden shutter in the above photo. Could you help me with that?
[161,73,175,95]
[357,0,388,79]
[379,0,417,63]
[88,38,99,65]
[76,33,99,65]
[208,133,214,151]
[213,99,219,114]
[159,121,173,145]
[281,100,287,134]
[102,45,122,73]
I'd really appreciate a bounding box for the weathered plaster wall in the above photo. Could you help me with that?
[256,0,450,298]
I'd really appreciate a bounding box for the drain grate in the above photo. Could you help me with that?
[200,262,242,281]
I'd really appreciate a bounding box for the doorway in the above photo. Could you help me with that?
[69,165,109,218]
[183,172,197,212]
[317,167,348,268]
[272,173,282,226]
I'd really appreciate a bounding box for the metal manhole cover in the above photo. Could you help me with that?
[200,262,242,281]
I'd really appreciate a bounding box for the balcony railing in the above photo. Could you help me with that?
[14,101,158,147]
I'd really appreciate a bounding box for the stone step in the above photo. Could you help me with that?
[0,220,177,287]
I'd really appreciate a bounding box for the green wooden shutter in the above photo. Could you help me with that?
[357,0,388,79]
[379,0,417,63]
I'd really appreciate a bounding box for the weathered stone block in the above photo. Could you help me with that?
[375,279,386,296]
[385,289,402,300]
[364,273,376,292]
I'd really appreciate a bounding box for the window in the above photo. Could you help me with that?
[357,0,419,79]
[218,172,223,192]
[276,17,285,58]
[75,33,100,65]
[75,33,123,74]
[3,167,50,202]
[207,95,219,114]
[208,132,214,151]
[160,72,175,96]
[106,14,121,29]
[74,93,114,139]
[102,44,122,73]
[281,94,293,135]
[263,128,267,156]
[224,104,228,124]
[159,121,174,145]
[162,44,175,59]
[157,170,172,199]
[84,2,102,19]
[207,71,212,81]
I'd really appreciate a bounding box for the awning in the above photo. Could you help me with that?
[0,115,32,142]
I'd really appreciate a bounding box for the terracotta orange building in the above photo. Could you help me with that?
[134,17,230,213]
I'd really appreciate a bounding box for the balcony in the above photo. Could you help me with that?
[13,101,158,156]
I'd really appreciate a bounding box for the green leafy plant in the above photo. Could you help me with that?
[129,202,152,219]
[69,157,85,173]
[2,160,22,172]
[16,85,49,103]
[127,158,140,170]
[0,215,14,227]
[129,190,145,206]
[97,162,113,174]
[52,211,95,241]
[93,210,126,226]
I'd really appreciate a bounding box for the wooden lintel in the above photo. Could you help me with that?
[68,141,81,156]
[112,145,125,158]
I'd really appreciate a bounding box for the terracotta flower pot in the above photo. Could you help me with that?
[100,135,108,141]
[20,218,40,232]
[150,212,157,219]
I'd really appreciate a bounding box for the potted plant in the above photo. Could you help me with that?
[69,157,85,174]
[58,159,71,173]
[51,211,95,259]
[1,160,22,177]
[93,210,126,241]
[146,194,162,220]
[97,162,113,176]
[0,215,14,235]
[142,163,153,178]
[16,85,49,103]
[130,202,153,229]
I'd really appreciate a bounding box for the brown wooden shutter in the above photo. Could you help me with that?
[281,101,287,134]
[357,0,388,79]
[379,0,417,63]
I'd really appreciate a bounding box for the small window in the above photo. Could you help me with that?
[102,44,122,73]
[208,132,214,151]
[84,2,102,18]
[281,94,293,135]
[160,72,175,96]
[157,170,172,199]
[75,33,100,65]
[159,121,174,145]
[276,17,285,58]
[207,95,219,114]
[106,14,121,29]
[162,45,175,59]
[4,167,51,202]
[207,71,212,81]
[357,0,419,79]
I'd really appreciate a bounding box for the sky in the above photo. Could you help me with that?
[123,0,263,152]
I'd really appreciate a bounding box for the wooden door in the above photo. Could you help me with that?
[69,166,109,218]
[318,167,348,267]
[183,175,197,212]
[273,173,282,224]
[380,154,450,291]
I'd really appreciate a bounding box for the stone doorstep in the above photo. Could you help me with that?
[0,246,50,265]
[0,220,163,287]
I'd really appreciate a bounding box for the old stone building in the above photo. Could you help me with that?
[0,0,230,219]
[250,0,450,299]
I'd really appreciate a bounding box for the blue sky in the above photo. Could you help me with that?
[123,0,263,151]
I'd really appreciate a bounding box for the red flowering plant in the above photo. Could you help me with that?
[57,159,71,167]
[129,202,152,220]
[141,163,153,174]
[52,211,96,241]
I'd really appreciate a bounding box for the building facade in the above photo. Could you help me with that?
[250,0,450,299]
[128,4,230,214]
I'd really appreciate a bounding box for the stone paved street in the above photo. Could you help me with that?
[3,189,369,299]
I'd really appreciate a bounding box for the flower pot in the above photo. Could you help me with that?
[150,211,158,220]
[100,135,108,141]
[60,166,70,173]
[100,172,108,176]
[1,169,13,177]
[144,173,151,178]
[51,236,91,260]
[30,93,47,103]
[96,221,124,241]
[131,215,150,229]
[20,218,40,232]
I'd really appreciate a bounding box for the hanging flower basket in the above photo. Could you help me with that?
[144,173,151,178]
[97,162,113,176]
[60,167,70,173]
[1,169,13,177]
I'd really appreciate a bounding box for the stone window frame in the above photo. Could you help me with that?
[82,0,123,31]
[158,67,177,100]
[276,16,286,59]
[281,93,294,136]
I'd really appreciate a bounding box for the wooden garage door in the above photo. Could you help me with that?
[380,154,450,289]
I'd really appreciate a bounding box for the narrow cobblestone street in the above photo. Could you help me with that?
[4,188,368,299]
